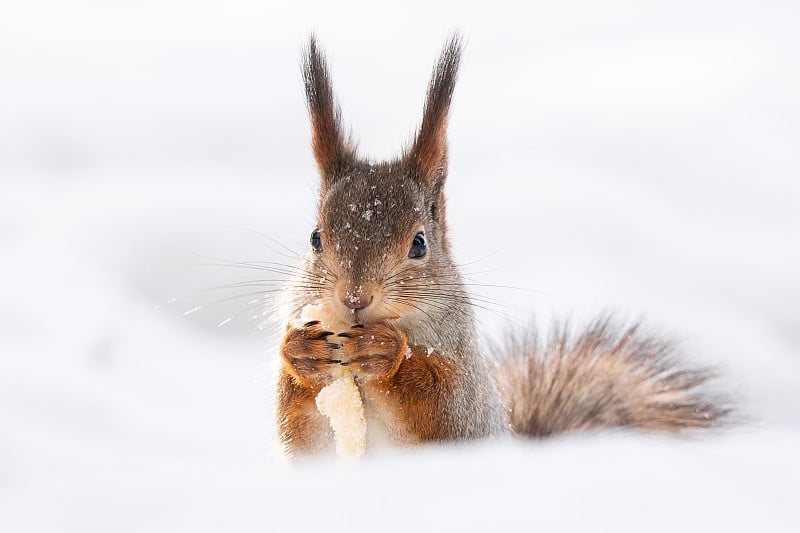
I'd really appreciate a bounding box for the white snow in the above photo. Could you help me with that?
[1,1,799,531]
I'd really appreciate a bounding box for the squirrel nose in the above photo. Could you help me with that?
[342,293,373,311]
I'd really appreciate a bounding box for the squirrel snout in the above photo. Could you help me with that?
[342,293,373,311]
[337,283,376,314]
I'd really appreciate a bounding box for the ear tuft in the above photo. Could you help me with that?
[406,34,463,186]
[302,35,356,188]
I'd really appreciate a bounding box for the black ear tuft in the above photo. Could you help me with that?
[302,35,356,189]
[406,34,463,187]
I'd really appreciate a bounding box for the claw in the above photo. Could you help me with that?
[351,324,365,329]
[336,332,353,338]
[303,320,321,327]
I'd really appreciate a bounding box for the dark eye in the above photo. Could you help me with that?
[310,228,323,253]
[409,231,426,259]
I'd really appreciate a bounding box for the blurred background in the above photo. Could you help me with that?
[1,1,799,531]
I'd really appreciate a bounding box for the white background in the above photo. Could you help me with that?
[2,1,799,531]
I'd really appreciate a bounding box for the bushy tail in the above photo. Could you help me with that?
[490,317,729,437]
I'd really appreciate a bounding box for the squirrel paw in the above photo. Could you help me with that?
[340,321,407,381]
[281,322,345,385]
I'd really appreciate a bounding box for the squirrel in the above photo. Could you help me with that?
[275,35,727,458]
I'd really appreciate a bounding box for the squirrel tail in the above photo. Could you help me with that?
[489,316,730,437]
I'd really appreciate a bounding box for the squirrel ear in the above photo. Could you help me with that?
[302,35,356,189]
[406,34,463,188]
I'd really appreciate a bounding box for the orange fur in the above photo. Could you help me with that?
[365,346,460,443]
[275,364,332,456]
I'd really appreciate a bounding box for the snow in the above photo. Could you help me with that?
[2,0,799,531]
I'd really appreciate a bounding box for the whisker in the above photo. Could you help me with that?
[386,287,520,323]
[236,227,304,261]
[384,296,438,323]
[196,290,278,308]
[217,298,277,330]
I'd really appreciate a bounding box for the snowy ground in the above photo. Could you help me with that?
[2,1,799,531]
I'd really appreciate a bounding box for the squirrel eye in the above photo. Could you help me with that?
[310,228,323,253]
[409,231,427,259]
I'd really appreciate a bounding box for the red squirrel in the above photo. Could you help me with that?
[275,35,726,457]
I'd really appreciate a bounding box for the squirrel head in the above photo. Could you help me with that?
[299,35,465,327]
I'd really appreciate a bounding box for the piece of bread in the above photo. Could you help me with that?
[300,304,367,459]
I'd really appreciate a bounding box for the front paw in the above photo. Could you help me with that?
[281,321,345,385]
[340,321,407,380]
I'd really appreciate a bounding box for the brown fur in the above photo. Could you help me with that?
[302,35,357,186]
[406,34,461,186]
[275,35,728,458]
